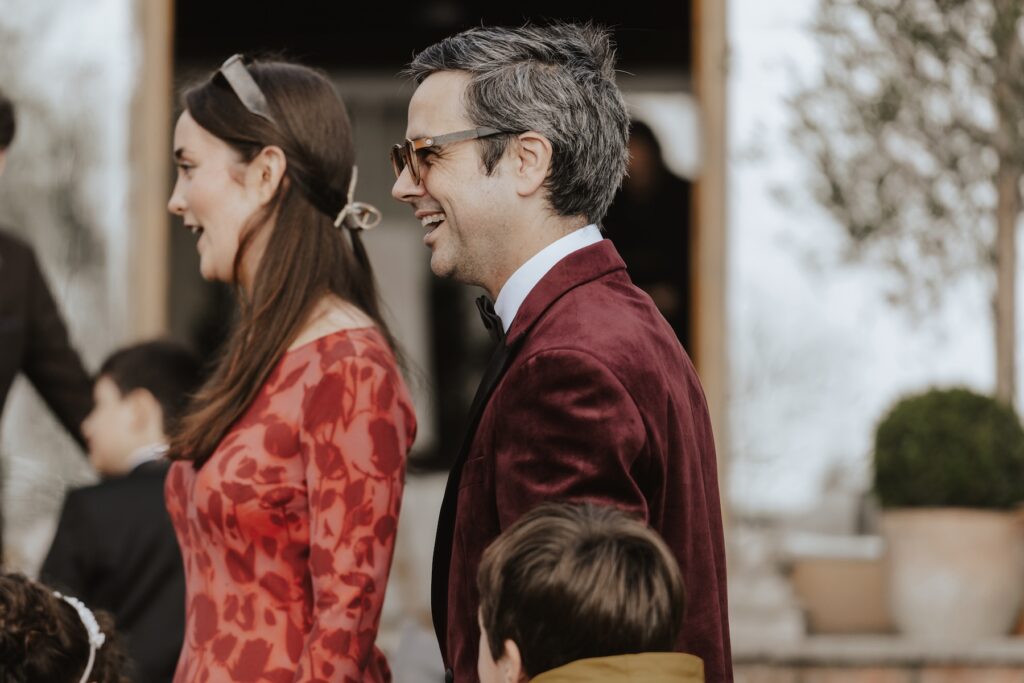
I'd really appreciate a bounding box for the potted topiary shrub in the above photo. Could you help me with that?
[874,387,1024,640]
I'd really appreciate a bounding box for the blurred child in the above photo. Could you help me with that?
[41,341,202,683]
[476,503,704,683]
[0,571,128,683]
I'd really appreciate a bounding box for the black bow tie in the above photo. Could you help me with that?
[475,295,506,345]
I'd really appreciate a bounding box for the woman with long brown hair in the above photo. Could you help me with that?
[164,55,416,682]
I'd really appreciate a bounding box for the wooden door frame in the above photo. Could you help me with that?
[693,0,730,502]
[128,0,173,340]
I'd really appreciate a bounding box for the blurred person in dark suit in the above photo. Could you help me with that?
[0,89,92,443]
[0,88,94,560]
[41,340,202,683]
[603,119,692,352]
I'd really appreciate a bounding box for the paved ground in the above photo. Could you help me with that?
[379,471,448,682]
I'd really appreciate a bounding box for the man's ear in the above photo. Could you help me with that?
[511,131,552,198]
[501,639,528,683]
[247,145,288,205]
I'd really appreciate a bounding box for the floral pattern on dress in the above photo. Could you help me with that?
[166,328,416,683]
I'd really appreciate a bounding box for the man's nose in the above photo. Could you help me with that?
[391,166,424,203]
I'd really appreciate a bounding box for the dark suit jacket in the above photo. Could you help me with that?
[41,460,185,683]
[432,239,732,682]
[0,230,91,447]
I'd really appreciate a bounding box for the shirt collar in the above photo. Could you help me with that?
[494,224,602,333]
[126,442,168,471]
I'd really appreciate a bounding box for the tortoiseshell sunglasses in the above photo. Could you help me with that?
[390,127,514,184]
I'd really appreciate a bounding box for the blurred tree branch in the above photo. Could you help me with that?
[792,0,1024,405]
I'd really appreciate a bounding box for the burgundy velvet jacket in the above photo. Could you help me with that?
[431,239,732,682]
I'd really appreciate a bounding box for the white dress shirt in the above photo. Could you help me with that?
[493,224,603,333]
[126,442,169,471]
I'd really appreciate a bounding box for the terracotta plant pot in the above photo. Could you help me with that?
[881,508,1024,640]
[791,556,891,634]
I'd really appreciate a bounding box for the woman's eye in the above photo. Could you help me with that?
[176,163,195,177]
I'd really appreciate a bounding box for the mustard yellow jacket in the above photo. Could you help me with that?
[531,652,704,683]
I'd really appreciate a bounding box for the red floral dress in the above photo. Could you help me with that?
[165,328,416,683]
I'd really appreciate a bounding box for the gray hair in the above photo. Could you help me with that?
[405,23,630,224]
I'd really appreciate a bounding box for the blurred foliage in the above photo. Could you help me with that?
[874,387,1024,508]
[791,0,1024,308]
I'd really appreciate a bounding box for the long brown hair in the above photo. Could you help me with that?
[169,58,398,467]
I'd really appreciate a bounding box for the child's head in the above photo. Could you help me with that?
[82,341,202,476]
[476,503,685,682]
[0,572,128,683]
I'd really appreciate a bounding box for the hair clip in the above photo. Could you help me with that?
[219,54,276,124]
[54,591,105,683]
[334,166,382,231]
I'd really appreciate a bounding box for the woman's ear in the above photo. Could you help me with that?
[501,639,529,683]
[248,145,288,205]
[511,131,552,198]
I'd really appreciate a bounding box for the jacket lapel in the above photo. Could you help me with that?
[430,334,518,649]
[505,239,626,346]
[429,239,628,657]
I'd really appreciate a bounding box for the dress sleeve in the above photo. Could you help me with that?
[491,348,650,529]
[293,355,409,682]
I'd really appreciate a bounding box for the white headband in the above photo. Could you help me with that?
[333,166,382,231]
[54,591,106,683]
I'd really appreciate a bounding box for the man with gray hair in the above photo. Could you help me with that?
[391,23,730,682]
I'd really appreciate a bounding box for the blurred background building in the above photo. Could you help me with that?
[3,0,1024,680]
